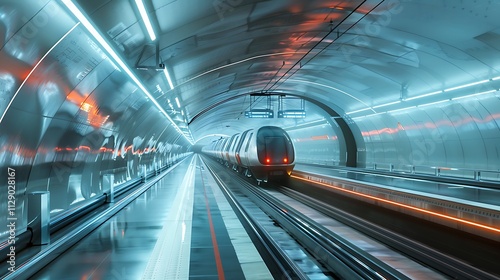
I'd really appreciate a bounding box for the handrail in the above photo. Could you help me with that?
[295,158,500,183]
[366,162,500,182]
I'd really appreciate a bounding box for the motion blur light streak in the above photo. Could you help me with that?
[66,91,110,127]
[360,112,500,137]
[61,0,194,144]
[292,175,500,234]
[0,22,80,124]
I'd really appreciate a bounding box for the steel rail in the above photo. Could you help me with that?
[202,157,307,279]
[203,156,407,279]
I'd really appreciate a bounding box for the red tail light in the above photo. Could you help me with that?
[283,158,288,163]
[266,158,270,164]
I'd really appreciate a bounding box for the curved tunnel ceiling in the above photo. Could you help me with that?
[8,0,500,144]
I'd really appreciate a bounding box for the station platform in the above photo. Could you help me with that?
[31,155,272,280]
[293,163,500,241]
[18,157,500,279]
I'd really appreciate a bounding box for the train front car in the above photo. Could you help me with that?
[245,126,295,182]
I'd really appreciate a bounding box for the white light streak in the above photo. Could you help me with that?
[444,79,489,92]
[164,68,174,90]
[135,0,156,41]
[0,22,80,124]
[62,0,193,145]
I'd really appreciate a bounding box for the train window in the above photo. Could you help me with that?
[244,133,253,152]
[236,129,251,152]
[231,136,240,151]
[224,136,236,152]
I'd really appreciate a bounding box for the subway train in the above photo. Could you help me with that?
[202,126,295,182]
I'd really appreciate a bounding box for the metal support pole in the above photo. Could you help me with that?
[28,191,50,245]
[103,174,114,203]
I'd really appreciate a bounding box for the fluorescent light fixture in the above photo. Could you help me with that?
[346,107,371,115]
[417,99,448,108]
[452,89,497,100]
[493,76,500,81]
[405,90,442,101]
[175,97,181,108]
[388,106,417,114]
[444,79,489,92]
[135,0,156,41]
[372,100,401,109]
[163,68,174,90]
[352,111,385,120]
[181,110,184,116]
[278,110,306,119]
[244,109,274,118]
[61,0,193,145]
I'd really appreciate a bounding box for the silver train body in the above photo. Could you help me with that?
[202,126,295,181]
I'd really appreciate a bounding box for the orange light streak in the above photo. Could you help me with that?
[291,174,500,234]
[361,113,500,137]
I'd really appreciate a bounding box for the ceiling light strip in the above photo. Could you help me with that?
[405,90,442,101]
[372,100,400,109]
[346,108,371,115]
[62,0,193,144]
[452,89,497,101]
[164,68,174,90]
[444,79,489,92]
[135,0,156,41]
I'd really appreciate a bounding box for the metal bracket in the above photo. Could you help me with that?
[135,41,163,71]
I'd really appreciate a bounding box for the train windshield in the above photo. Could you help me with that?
[256,126,294,164]
[264,137,287,164]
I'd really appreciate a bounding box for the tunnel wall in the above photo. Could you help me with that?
[353,93,500,179]
[0,1,191,243]
[287,122,341,166]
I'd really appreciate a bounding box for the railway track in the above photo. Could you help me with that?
[203,156,410,279]
[276,185,499,280]
[204,155,500,279]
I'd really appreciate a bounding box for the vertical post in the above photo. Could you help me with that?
[103,174,114,203]
[143,165,147,182]
[28,192,50,245]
